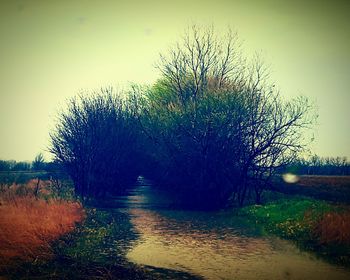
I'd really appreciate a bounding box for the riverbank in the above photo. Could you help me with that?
[0,179,201,279]
[0,179,85,267]
[2,175,350,278]
[3,208,201,279]
[239,194,350,266]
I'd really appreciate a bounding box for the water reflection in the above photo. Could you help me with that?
[121,179,350,279]
[127,208,349,280]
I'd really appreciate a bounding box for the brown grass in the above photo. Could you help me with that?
[313,212,350,245]
[0,180,85,266]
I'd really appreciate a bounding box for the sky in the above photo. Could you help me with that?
[0,0,349,161]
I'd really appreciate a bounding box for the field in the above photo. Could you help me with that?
[271,175,350,203]
[0,171,49,185]
[241,175,350,266]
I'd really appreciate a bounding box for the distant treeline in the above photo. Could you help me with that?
[0,160,31,171]
[3,155,347,176]
[0,155,68,185]
[0,154,60,172]
[281,155,350,176]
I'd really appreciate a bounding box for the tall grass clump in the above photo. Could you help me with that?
[0,180,85,267]
[314,212,350,245]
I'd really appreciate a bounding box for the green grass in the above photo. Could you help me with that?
[239,195,350,266]
[57,208,135,264]
[241,197,330,238]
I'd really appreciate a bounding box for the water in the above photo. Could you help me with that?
[118,177,350,280]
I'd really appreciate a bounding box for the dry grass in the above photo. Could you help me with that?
[313,211,350,245]
[0,180,85,266]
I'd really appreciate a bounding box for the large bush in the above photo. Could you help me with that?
[50,89,142,200]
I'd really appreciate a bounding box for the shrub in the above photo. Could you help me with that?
[50,89,143,201]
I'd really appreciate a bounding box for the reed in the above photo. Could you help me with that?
[0,180,85,266]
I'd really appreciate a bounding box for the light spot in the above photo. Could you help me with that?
[282,173,299,184]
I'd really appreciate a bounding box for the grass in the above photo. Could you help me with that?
[3,208,202,279]
[315,212,350,245]
[0,178,201,279]
[0,179,85,267]
[58,208,134,264]
[239,194,350,266]
[2,173,349,277]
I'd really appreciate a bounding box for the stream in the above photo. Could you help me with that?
[115,177,350,280]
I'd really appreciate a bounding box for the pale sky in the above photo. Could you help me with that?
[0,0,349,161]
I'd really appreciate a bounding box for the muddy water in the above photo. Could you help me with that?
[122,178,350,280]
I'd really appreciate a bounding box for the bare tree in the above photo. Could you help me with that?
[147,25,316,207]
[157,25,245,103]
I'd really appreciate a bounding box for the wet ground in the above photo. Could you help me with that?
[116,177,350,280]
